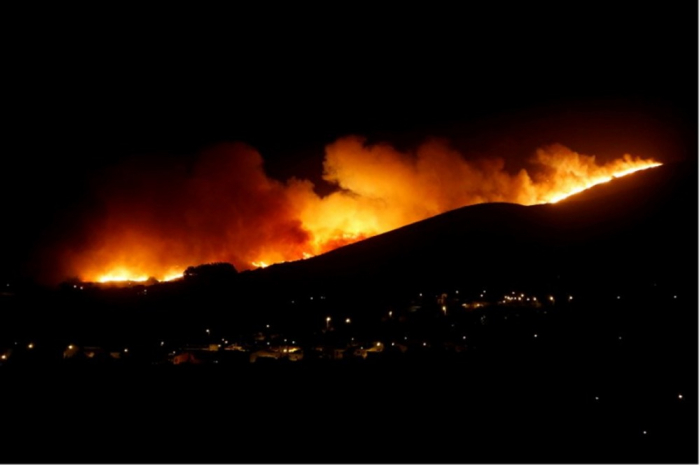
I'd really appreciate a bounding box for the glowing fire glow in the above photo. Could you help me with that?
[537,159,663,204]
[66,138,661,283]
[95,268,184,283]
[97,273,149,283]
[162,273,183,282]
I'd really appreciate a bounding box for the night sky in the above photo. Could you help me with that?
[0,5,697,462]
[2,2,696,283]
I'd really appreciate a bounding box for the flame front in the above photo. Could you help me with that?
[529,151,662,204]
[96,273,149,283]
[65,139,661,283]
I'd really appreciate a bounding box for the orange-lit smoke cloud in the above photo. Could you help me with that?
[61,137,659,282]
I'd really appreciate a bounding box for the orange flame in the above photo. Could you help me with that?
[96,273,149,283]
[95,268,184,284]
[66,139,661,283]
[529,150,662,204]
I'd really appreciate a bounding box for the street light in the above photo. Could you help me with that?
[326,317,331,330]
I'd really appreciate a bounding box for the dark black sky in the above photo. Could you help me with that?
[2,2,697,282]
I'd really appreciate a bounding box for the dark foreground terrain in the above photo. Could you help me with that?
[1,294,695,464]
[1,361,695,463]
[0,163,696,463]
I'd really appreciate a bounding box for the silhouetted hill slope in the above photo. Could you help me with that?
[243,162,696,299]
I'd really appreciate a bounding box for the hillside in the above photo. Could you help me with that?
[243,161,696,299]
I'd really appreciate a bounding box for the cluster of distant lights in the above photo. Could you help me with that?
[15,285,681,358]
[2,281,683,364]
[12,283,683,364]
[0,335,685,439]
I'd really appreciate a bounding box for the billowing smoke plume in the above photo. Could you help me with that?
[58,136,659,282]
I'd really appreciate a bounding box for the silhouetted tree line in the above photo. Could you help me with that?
[184,262,237,283]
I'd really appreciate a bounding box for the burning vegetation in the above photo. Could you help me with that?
[61,137,660,283]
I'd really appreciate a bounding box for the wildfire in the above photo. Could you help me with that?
[67,138,661,284]
[162,273,183,282]
[95,267,184,284]
[537,158,663,204]
[96,273,149,283]
[530,153,661,205]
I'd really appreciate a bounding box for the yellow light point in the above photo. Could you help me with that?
[1,355,5,360]
[68,345,74,350]
[27,343,33,349]
[124,348,128,353]
[345,318,351,324]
